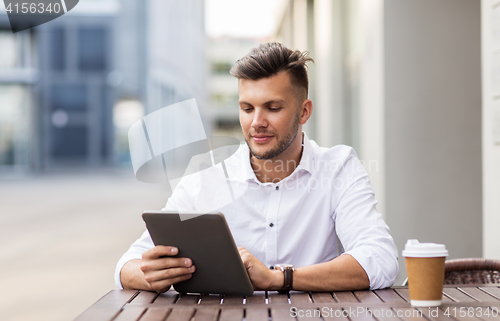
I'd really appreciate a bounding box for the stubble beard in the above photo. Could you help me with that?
[245,113,300,160]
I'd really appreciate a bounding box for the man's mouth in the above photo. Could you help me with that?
[251,135,273,143]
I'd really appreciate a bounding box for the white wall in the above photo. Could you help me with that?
[482,0,500,259]
[384,0,482,284]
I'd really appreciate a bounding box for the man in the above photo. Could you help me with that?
[115,42,398,293]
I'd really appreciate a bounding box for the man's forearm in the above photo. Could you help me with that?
[292,254,370,292]
[120,259,152,291]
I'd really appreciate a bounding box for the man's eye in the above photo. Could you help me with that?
[269,107,282,111]
[241,108,253,112]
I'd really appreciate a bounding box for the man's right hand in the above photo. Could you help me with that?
[121,245,195,293]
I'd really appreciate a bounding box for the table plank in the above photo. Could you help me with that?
[129,290,158,305]
[321,308,349,320]
[246,292,266,305]
[245,308,269,321]
[222,295,244,305]
[289,292,312,304]
[418,307,455,321]
[219,308,244,321]
[333,291,359,303]
[271,307,296,320]
[139,307,171,321]
[165,307,195,321]
[152,291,178,305]
[375,289,407,303]
[393,288,410,302]
[310,292,336,303]
[176,293,200,305]
[480,286,500,300]
[268,292,289,305]
[295,307,322,320]
[74,290,137,321]
[192,307,219,321]
[113,306,146,321]
[354,290,383,303]
[443,288,478,303]
[392,308,428,321]
[458,287,500,302]
[199,294,222,305]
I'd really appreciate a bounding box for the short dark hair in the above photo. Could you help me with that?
[230,42,314,100]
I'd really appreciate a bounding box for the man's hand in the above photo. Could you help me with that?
[122,245,195,293]
[238,247,283,291]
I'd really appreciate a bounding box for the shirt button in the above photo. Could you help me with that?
[269,223,274,227]
[275,186,279,190]
[269,266,274,269]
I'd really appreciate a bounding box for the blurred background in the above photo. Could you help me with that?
[0,0,499,320]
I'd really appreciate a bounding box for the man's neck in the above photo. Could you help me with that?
[250,133,304,184]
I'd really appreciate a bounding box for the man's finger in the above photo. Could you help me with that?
[142,245,179,260]
[144,266,196,283]
[141,257,192,272]
[149,273,193,293]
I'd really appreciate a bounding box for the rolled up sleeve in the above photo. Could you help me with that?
[333,151,398,289]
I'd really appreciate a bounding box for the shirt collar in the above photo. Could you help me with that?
[240,131,314,183]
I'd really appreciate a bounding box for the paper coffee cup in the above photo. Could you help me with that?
[402,239,448,307]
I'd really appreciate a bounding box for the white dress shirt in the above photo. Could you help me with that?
[115,132,398,290]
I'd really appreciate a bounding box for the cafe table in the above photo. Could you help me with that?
[75,284,500,320]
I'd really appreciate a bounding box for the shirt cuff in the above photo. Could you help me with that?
[342,247,398,290]
[114,254,143,289]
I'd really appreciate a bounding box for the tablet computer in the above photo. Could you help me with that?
[142,211,254,296]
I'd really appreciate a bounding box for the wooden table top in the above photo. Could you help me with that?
[75,284,500,321]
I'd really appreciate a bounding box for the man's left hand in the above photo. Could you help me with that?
[238,247,283,291]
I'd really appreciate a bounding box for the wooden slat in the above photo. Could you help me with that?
[392,308,427,321]
[165,307,195,321]
[152,291,178,305]
[354,290,383,303]
[321,308,349,320]
[139,307,171,321]
[113,306,146,321]
[271,308,296,320]
[176,293,200,305]
[245,308,269,321]
[346,307,377,321]
[443,288,478,302]
[268,292,289,305]
[480,286,500,300]
[295,307,322,320]
[222,296,244,305]
[458,287,500,302]
[289,292,312,304]
[219,308,244,321]
[199,294,222,305]
[74,290,138,321]
[191,307,219,321]
[480,307,500,321]
[367,308,399,321]
[246,293,266,305]
[393,288,410,302]
[129,290,158,305]
[418,307,454,321]
[333,291,359,303]
[375,289,407,303]
[310,292,336,303]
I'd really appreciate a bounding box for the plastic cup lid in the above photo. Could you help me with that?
[402,239,448,257]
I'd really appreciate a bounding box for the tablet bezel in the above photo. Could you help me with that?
[142,211,254,296]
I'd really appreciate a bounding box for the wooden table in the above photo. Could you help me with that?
[75,284,500,320]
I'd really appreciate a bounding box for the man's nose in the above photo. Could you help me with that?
[251,109,268,129]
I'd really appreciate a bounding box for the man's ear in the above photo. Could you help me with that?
[299,99,313,125]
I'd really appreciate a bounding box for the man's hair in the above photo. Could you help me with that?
[230,42,314,101]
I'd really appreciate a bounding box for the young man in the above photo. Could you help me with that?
[116,42,398,293]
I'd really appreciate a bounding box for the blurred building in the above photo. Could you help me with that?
[207,37,260,140]
[274,0,485,283]
[0,0,206,171]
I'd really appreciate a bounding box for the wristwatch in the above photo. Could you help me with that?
[274,264,294,292]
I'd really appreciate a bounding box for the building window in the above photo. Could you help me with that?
[211,62,232,75]
[51,84,88,111]
[50,28,66,71]
[78,27,107,71]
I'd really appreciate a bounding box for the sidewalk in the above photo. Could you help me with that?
[0,170,169,321]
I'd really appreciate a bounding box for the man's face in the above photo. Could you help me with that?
[238,72,303,160]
